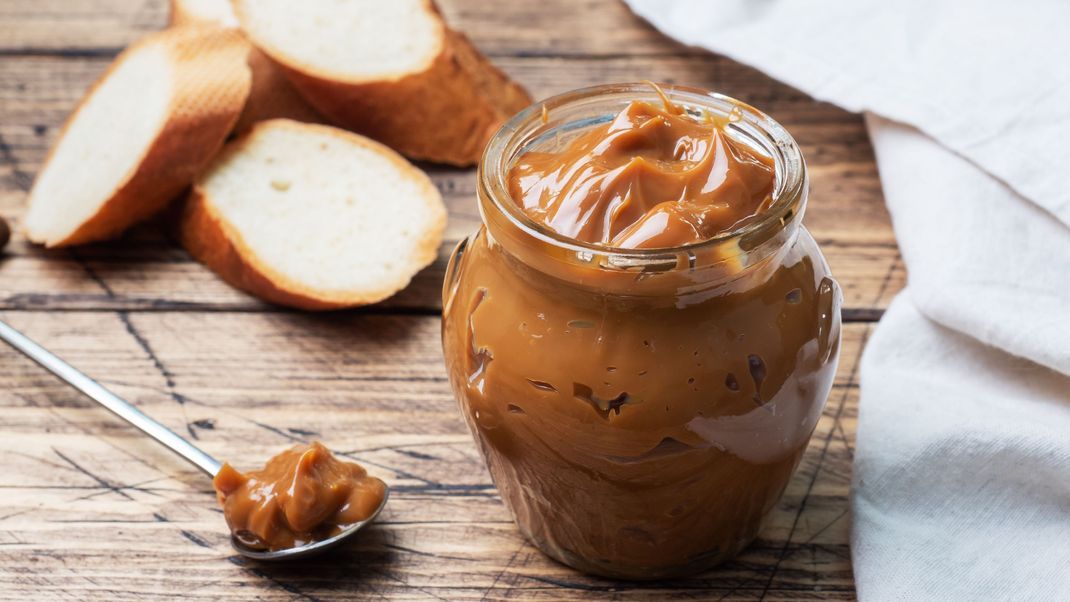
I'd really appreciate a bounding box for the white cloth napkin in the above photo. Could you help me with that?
[622,1,1070,599]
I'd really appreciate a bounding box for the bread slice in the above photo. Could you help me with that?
[233,0,532,166]
[24,27,251,247]
[169,0,324,133]
[180,119,447,310]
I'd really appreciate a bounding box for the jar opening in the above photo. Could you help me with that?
[478,82,808,266]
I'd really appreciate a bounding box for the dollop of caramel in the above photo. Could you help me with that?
[213,442,386,551]
[508,95,775,249]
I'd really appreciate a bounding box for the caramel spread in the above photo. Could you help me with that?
[445,233,839,578]
[213,442,386,551]
[442,84,842,578]
[508,95,775,249]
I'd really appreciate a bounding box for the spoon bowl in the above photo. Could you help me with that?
[231,488,390,561]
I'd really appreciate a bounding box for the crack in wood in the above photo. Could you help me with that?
[52,448,133,501]
[382,542,471,563]
[836,421,855,460]
[70,476,169,503]
[115,311,199,440]
[178,529,212,549]
[480,539,527,601]
[0,47,123,58]
[19,390,185,488]
[803,508,851,545]
[521,574,622,592]
[68,248,115,298]
[338,440,471,455]
[0,130,32,191]
[393,449,438,461]
[248,419,306,444]
[871,254,901,307]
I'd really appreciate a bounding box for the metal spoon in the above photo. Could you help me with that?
[0,318,387,561]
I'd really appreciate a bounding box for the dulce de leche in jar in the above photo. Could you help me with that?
[441,83,842,579]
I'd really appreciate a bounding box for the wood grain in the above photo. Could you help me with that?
[0,0,898,598]
[0,311,864,600]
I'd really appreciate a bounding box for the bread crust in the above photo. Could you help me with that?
[233,46,326,133]
[26,26,251,247]
[168,0,237,27]
[179,120,447,310]
[233,0,532,166]
[169,0,324,133]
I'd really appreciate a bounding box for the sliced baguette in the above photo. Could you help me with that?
[180,119,447,310]
[169,0,324,133]
[24,27,251,247]
[233,0,532,166]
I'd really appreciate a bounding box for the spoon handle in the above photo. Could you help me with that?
[0,319,222,477]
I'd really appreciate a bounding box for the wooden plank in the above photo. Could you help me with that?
[0,311,865,599]
[0,53,901,316]
[0,0,689,58]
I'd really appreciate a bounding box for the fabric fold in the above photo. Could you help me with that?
[854,296,1070,601]
[866,115,1070,375]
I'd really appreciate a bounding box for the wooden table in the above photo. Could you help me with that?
[0,1,902,599]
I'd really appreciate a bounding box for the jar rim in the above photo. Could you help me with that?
[477,82,808,261]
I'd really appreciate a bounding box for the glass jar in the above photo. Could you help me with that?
[441,83,841,580]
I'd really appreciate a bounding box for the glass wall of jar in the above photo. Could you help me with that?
[441,83,842,580]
